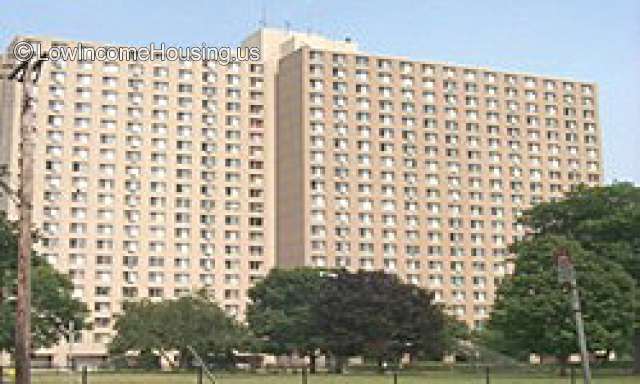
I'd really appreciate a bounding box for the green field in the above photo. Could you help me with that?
[24,372,640,384]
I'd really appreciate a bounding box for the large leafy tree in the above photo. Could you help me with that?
[486,236,634,370]
[247,267,327,373]
[313,270,448,372]
[0,213,88,352]
[519,183,640,372]
[109,295,248,369]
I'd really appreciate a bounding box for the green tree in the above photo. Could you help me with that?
[107,300,165,365]
[110,294,248,369]
[0,213,88,352]
[247,267,327,373]
[313,270,448,372]
[486,236,634,372]
[441,315,472,357]
[520,183,640,372]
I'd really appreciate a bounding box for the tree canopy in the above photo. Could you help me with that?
[247,267,328,371]
[248,268,454,372]
[518,183,640,372]
[0,213,88,352]
[313,270,449,371]
[109,294,248,368]
[486,235,635,365]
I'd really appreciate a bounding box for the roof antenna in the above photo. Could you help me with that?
[285,20,291,33]
[260,3,267,28]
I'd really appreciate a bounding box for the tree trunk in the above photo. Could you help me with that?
[559,356,568,377]
[179,349,191,369]
[309,354,317,374]
[633,329,640,375]
[0,269,4,317]
[332,355,346,374]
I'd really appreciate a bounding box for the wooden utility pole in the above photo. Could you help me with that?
[7,51,46,384]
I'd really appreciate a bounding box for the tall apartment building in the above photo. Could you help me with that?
[276,46,602,329]
[0,28,602,366]
[0,33,280,367]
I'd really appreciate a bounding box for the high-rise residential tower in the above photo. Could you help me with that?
[0,28,602,366]
[276,45,602,330]
[1,34,277,367]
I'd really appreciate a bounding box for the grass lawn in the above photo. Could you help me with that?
[27,372,640,384]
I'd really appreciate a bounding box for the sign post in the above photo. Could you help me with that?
[554,248,591,384]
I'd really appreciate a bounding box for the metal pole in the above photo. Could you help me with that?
[81,366,87,384]
[571,280,591,384]
[197,366,203,384]
[14,58,38,384]
[186,346,215,384]
[571,365,576,384]
[485,366,490,384]
[301,367,307,384]
[554,248,591,384]
[0,365,4,384]
[68,320,75,384]
[393,371,398,384]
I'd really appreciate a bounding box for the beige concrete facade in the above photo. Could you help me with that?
[1,35,275,366]
[275,47,602,328]
[0,28,601,365]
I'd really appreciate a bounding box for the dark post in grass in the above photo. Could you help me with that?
[571,366,576,384]
[485,366,490,384]
[0,365,4,384]
[301,366,308,384]
[393,371,398,384]
[197,365,204,384]
[81,366,88,384]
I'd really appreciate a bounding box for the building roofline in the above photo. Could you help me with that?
[5,33,596,85]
